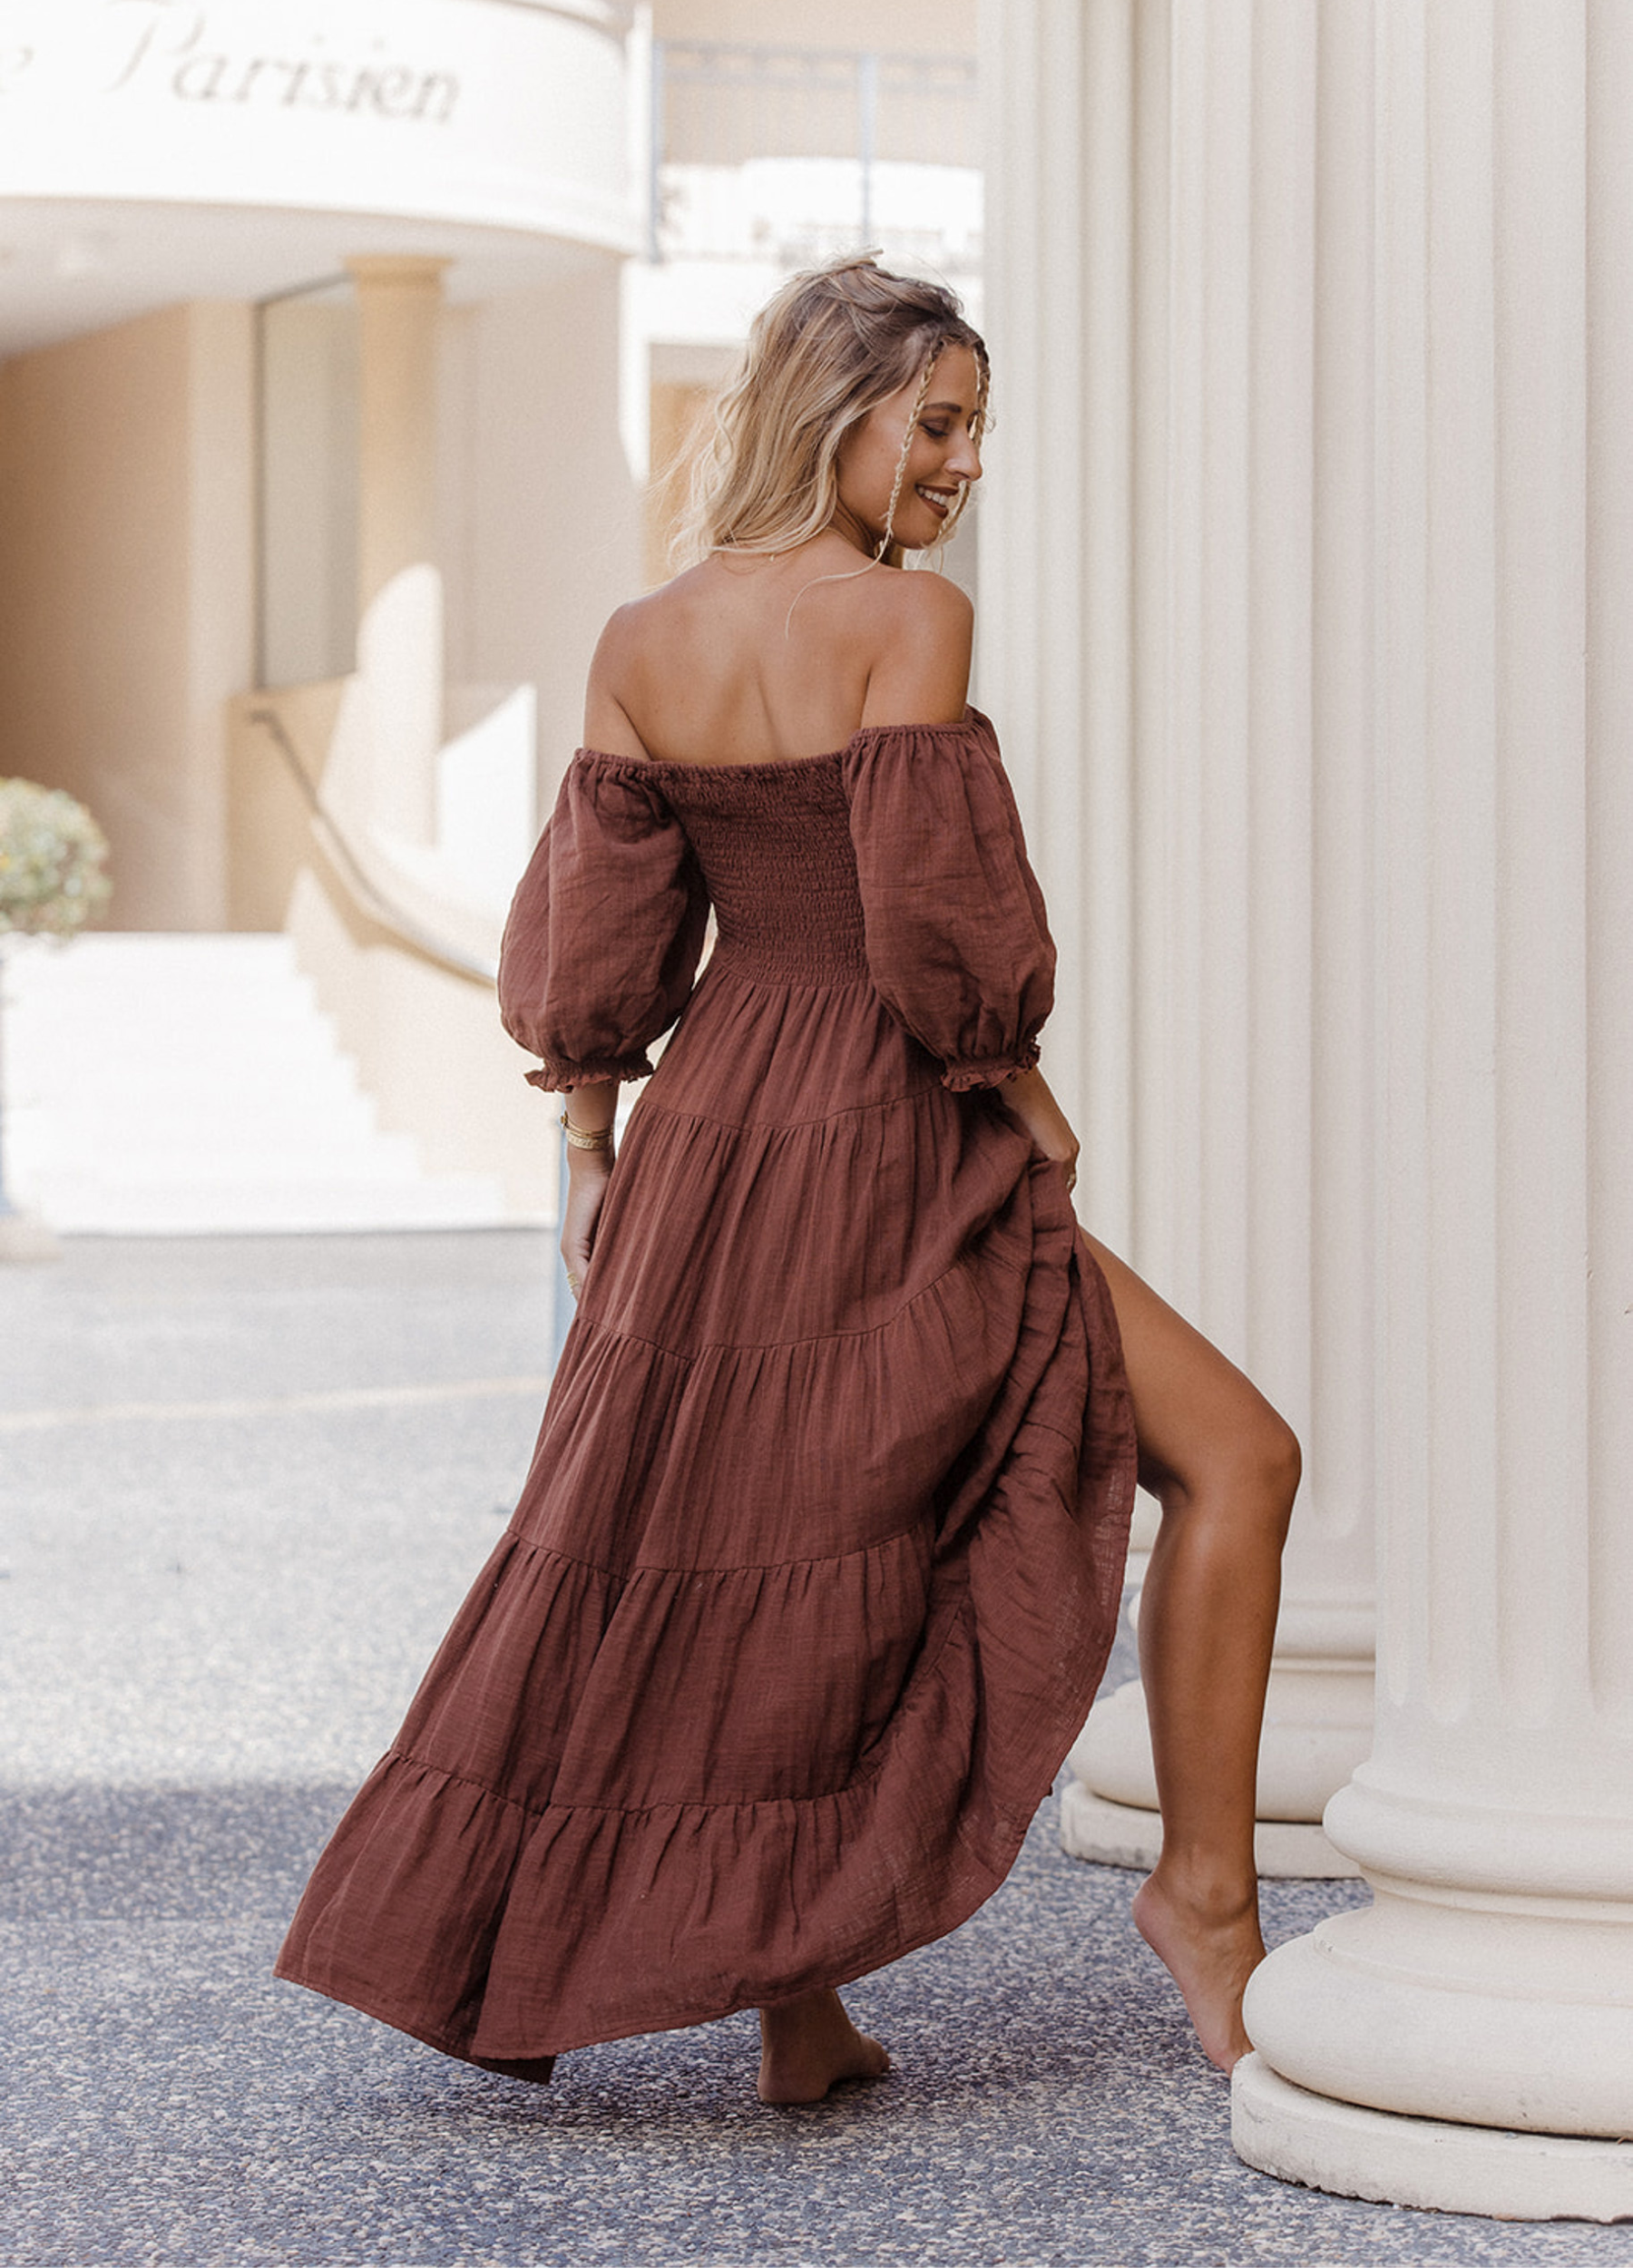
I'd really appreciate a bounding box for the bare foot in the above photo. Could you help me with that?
[757,1988,891,2105]
[1131,1869,1266,2072]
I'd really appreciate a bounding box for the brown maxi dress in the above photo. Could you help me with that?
[276,709,1138,2072]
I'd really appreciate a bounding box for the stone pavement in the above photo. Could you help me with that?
[0,1235,1618,2267]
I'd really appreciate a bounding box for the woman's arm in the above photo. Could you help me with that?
[997,1066,1080,1193]
[560,1084,618,1294]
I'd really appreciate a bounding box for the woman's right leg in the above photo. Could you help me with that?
[756,1989,890,2103]
[1083,1235,1300,2071]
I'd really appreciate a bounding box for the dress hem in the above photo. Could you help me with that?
[274,1812,1029,2067]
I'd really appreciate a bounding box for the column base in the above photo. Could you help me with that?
[1059,1782,1360,1879]
[1074,1666,1375,1823]
[1233,2055,1633,2223]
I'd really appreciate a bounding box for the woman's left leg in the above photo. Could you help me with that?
[1082,1232,1299,2070]
[755,1235,1295,2095]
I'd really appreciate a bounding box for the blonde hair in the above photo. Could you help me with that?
[677,255,989,570]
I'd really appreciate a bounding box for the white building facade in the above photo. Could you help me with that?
[0,0,641,1227]
[0,0,980,1233]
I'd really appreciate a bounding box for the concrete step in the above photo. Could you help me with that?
[1,934,509,1233]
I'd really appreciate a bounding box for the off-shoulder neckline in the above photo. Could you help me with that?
[575,706,986,777]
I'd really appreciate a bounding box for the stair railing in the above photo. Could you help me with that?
[245,706,499,987]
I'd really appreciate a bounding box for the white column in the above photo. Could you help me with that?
[345,254,449,847]
[1234,0,1633,2220]
[347,254,449,620]
[980,0,1374,1880]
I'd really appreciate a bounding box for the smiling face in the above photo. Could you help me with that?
[830,345,984,558]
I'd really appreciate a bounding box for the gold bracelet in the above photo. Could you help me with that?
[560,1110,614,1151]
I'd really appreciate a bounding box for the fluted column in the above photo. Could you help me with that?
[980,0,1374,1879]
[1233,0,1633,2219]
[345,254,449,846]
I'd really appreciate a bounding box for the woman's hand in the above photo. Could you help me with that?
[996,1066,1081,1194]
[559,1087,619,1299]
[561,1149,613,1298]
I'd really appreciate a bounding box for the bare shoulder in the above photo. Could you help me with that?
[582,573,709,755]
[592,572,702,663]
[582,602,646,757]
[856,569,974,728]
[883,564,974,624]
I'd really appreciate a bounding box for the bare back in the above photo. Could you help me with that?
[582,533,973,767]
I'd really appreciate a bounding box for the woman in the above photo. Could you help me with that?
[278,257,1297,2103]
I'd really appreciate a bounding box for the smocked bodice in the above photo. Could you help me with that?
[649,755,869,983]
[496,713,1056,1096]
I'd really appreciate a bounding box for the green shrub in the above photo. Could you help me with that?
[0,778,112,936]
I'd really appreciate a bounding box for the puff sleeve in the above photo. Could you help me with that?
[841,709,1056,1090]
[496,753,709,1092]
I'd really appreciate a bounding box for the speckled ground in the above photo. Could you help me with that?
[0,1235,1621,2267]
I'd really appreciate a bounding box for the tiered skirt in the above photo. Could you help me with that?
[276,959,1136,2062]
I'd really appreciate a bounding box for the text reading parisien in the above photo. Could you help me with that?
[105,7,459,125]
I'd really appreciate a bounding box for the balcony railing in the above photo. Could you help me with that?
[649,42,981,277]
